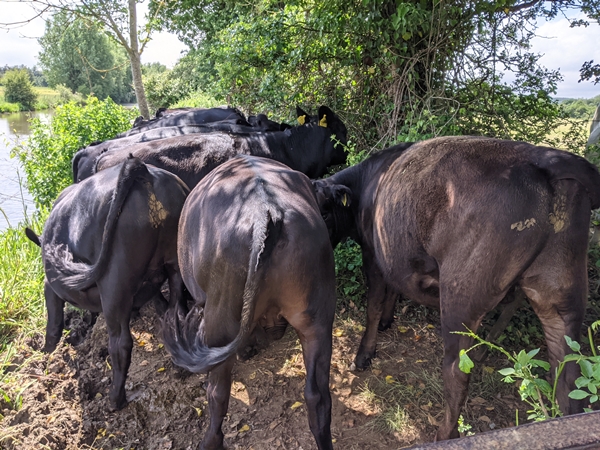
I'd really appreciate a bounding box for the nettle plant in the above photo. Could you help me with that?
[457,320,600,425]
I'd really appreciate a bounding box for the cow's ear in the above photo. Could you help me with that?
[332,185,352,207]
[296,106,310,125]
[318,106,337,128]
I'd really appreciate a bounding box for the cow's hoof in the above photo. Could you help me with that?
[237,345,258,361]
[109,396,128,412]
[378,318,394,332]
[354,353,373,370]
[42,341,59,353]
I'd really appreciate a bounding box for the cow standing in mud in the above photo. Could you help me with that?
[161,155,337,450]
[313,136,600,440]
[26,157,189,411]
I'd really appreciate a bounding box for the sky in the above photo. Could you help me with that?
[0,2,599,99]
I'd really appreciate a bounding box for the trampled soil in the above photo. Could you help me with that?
[0,300,537,450]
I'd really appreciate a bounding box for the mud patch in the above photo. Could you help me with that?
[0,302,527,449]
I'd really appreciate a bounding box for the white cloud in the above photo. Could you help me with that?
[531,14,600,98]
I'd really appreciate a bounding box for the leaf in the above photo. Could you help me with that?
[565,335,581,353]
[385,375,395,384]
[333,328,344,337]
[589,383,597,395]
[291,401,303,410]
[157,367,165,372]
[580,359,594,378]
[526,348,540,359]
[575,376,591,388]
[458,350,474,374]
[591,395,599,403]
[238,424,250,433]
[498,368,516,376]
[530,359,550,371]
[569,389,590,400]
[398,326,409,333]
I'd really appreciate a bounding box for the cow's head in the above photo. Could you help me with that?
[312,179,355,246]
[296,105,348,165]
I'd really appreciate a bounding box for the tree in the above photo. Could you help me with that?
[38,11,133,102]
[2,68,37,110]
[155,0,598,150]
[2,0,167,119]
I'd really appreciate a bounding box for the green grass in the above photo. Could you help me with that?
[0,212,47,352]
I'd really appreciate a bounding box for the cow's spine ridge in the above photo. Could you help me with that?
[51,156,151,290]
[163,201,284,374]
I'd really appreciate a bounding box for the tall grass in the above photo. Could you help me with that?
[0,213,47,352]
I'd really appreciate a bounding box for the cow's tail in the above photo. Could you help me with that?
[71,149,84,183]
[25,227,41,247]
[162,195,284,373]
[47,156,152,290]
[537,148,600,210]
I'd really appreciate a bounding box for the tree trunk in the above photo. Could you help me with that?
[128,0,150,119]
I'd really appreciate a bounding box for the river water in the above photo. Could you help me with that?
[0,111,52,231]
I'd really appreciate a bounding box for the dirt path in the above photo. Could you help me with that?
[0,302,527,449]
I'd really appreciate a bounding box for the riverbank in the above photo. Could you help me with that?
[0,86,61,113]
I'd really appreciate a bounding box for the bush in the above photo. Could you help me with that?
[2,69,37,111]
[13,96,138,208]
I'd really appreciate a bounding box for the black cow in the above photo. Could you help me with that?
[312,136,600,440]
[93,106,347,189]
[119,107,247,137]
[161,155,336,450]
[247,113,291,131]
[73,120,287,183]
[25,157,189,411]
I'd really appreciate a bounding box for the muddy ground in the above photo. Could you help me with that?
[0,297,539,450]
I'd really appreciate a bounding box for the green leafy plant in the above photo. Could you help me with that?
[457,328,562,422]
[457,320,600,424]
[13,96,138,208]
[333,239,365,306]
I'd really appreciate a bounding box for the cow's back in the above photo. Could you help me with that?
[178,155,333,317]
[372,136,595,301]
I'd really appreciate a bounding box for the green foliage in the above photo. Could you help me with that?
[333,239,365,305]
[13,97,138,209]
[171,90,221,109]
[155,0,589,151]
[0,212,47,351]
[457,415,474,436]
[2,69,37,111]
[457,322,600,423]
[38,11,134,103]
[457,328,562,422]
[560,96,600,119]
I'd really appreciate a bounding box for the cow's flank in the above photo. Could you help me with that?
[313,136,600,441]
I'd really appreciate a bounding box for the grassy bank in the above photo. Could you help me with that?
[0,214,46,353]
[0,86,62,113]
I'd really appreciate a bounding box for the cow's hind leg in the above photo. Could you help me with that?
[43,280,65,353]
[436,281,505,441]
[201,357,235,450]
[288,313,333,450]
[520,267,587,415]
[355,255,387,369]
